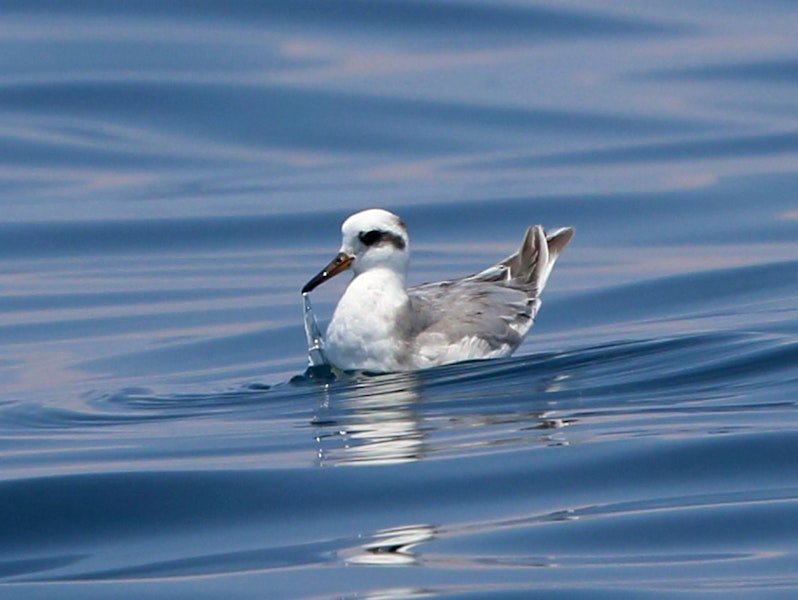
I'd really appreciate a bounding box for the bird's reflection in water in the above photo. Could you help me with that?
[343,523,437,566]
[354,586,437,600]
[310,365,576,467]
[313,372,425,466]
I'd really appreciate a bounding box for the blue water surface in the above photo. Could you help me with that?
[1,1,797,598]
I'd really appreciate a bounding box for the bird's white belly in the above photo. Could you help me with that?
[326,322,402,371]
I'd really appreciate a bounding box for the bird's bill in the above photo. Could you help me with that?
[301,252,353,294]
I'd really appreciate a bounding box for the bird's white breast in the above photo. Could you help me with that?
[326,267,410,372]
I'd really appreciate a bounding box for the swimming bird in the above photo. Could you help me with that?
[302,209,573,372]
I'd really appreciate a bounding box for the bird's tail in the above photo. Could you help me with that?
[504,225,574,297]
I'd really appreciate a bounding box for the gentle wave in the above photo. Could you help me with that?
[0,1,674,38]
[3,328,794,429]
[4,433,797,583]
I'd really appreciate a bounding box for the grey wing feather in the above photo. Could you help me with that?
[406,225,574,352]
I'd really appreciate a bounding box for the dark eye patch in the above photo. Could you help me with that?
[359,230,382,246]
[358,229,406,250]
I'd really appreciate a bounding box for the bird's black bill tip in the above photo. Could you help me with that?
[300,279,320,294]
[300,252,353,294]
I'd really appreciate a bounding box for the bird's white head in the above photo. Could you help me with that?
[301,209,410,294]
[340,209,409,276]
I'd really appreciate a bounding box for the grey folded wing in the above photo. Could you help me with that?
[406,277,537,353]
[404,224,573,353]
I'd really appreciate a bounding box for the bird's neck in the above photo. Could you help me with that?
[346,266,407,303]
